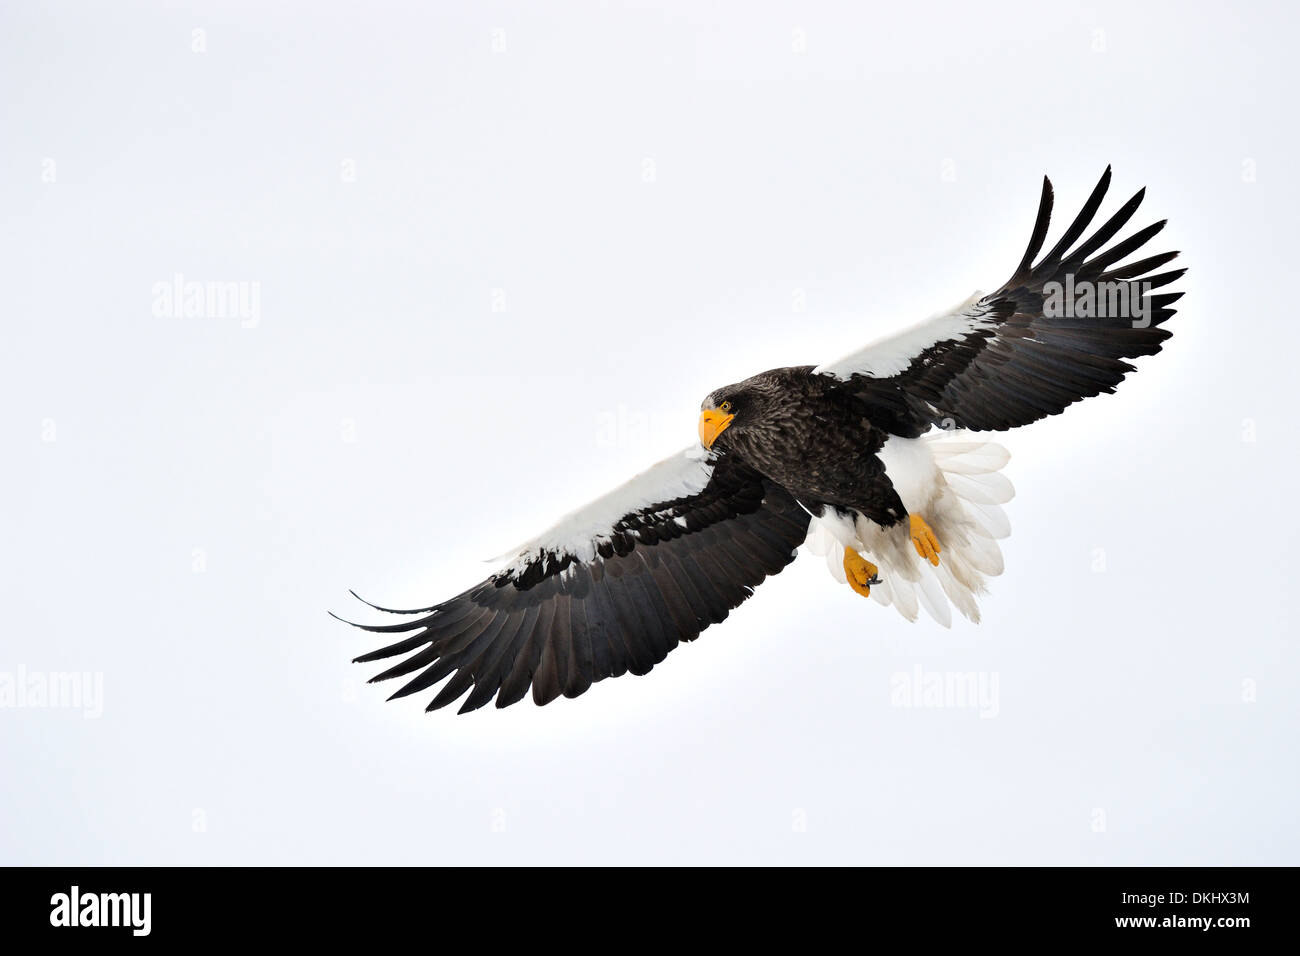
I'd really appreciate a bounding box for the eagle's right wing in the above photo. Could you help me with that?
[336,448,809,713]
[814,167,1185,434]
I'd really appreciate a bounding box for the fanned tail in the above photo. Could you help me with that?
[804,431,1013,626]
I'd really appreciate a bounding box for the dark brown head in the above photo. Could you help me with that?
[697,373,790,451]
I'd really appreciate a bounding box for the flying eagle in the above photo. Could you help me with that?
[337,167,1183,713]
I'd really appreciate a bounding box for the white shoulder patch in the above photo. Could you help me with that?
[498,445,716,573]
[812,291,994,380]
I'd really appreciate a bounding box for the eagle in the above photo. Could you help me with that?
[336,167,1183,714]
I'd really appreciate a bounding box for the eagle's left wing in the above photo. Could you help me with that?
[814,167,1185,434]
[336,448,809,713]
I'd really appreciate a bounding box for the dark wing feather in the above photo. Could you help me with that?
[338,454,809,713]
[819,167,1185,434]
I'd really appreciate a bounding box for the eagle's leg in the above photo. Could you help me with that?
[909,514,942,566]
[843,547,880,598]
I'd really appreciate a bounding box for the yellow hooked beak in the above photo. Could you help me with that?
[697,407,735,449]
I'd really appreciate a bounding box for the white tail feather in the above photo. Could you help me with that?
[945,471,1015,505]
[803,431,1014,626]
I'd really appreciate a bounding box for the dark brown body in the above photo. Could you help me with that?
[704,367,909,527]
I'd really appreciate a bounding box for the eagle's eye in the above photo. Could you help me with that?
[720,400,732,412]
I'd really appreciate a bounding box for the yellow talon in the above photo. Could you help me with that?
[909,514,941,566]
[843,547,879,599]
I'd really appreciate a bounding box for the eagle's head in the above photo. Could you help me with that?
[697,376,785,451]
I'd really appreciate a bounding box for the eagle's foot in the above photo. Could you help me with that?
[909,514,941,566]
[843,547,880,598]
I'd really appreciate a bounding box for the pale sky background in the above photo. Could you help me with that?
[3,0,1297,865]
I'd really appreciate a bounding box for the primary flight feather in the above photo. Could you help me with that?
[336,167,1184,713]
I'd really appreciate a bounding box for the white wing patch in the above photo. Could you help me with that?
[498,445,715,574]
[812,291,995,380]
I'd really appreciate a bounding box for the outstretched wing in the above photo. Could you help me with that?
[337,447,810,713]
[814,167,1185,434]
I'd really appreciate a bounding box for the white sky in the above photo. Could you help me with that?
[3,0,1297,864]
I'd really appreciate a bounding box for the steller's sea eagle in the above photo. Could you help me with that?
[336,167,1183,713]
